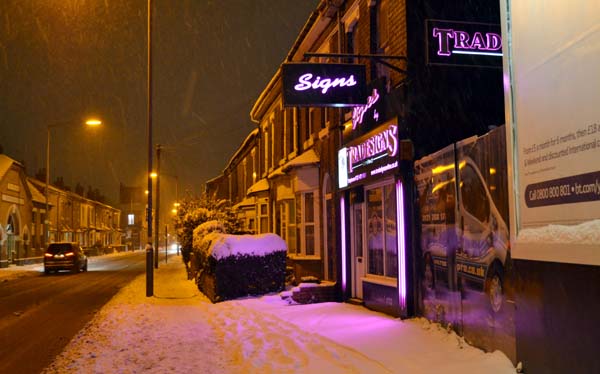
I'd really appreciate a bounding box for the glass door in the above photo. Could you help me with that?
[350,203,365,299]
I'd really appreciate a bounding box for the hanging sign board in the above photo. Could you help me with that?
[282,63,367,107]
[426,19,502,68]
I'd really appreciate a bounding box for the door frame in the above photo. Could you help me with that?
[350,202,366,299]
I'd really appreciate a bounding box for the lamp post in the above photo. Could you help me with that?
[146,0,154,297]
[152,159,180,267]
[45,118,102,246]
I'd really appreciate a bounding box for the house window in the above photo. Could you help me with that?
[281,199,296,254]
[269,116,276,170]
[279,203,287,241]
[377,0,389,50]
[259,203,269,234]
[375,0,391,81]
[366,182,397,278]
[285,108,294,157]
[128,214,134,226]
[294,191,318,257]
[263,126,270,174]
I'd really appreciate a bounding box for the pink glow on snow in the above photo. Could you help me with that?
[27,255,515,373]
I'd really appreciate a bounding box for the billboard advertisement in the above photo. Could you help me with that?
[282,63,367,107]
[506,1,600,265]
[416,126,514,359]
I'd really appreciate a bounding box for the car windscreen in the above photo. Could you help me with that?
[46,244,73,254]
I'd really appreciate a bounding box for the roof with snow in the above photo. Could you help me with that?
[282,149,319,172]
[233,196,255,210]
[0,154,23,181]
[27,179,46,204]
[247,178,269,195]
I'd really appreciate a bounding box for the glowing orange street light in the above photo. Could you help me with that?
[46,117,102,245]
[85,119,102,126]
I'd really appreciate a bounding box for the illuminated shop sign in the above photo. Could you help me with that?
[348,125,398,172]
[339,121,399,189]
[426,20,502,68]
[282,63,367,107]
[352,89,380,129]
[346,78,389,136]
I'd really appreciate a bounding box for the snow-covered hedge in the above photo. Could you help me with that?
[193,232,287,303]
[192,220,225,250]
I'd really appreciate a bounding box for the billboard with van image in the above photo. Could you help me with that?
[416,125,515,359]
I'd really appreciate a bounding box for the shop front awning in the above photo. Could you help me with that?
[247,178,269,195]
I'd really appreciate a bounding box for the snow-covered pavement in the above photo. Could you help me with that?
[32,257,516,373]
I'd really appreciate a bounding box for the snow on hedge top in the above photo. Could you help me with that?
[205,233,287,260]
[195,220,225,236]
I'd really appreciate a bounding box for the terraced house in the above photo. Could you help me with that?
[0,153,123,267]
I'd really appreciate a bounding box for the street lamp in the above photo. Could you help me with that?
[152,159,179,268]
[45,118,102,245]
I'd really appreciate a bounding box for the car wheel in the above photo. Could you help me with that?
[488,270,503,313]
[44,268,50,275]
[71,264,79,274]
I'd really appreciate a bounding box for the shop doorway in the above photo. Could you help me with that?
[350,203,365,299]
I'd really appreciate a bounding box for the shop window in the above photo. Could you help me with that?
[128,214,135,226]
[366,183,397,278]
[383,184,397,277]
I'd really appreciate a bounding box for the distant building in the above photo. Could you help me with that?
[0,153,123,267]
[118,183,147,251]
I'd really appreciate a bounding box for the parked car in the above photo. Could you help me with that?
[44,242,88,274]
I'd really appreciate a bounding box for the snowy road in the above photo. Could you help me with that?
[0,252,146,374]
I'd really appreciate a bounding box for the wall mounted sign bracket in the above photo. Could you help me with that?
[303,52,407,75]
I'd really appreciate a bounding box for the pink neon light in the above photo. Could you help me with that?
[352,88,380,129]
[340,196,347,294]
[396,180,407,311]
[433,27,502,57]
[348,124,398,172]
[294,73,357,94]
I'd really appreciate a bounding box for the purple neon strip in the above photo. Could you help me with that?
[340,196,347,294]
[452,50,502,57]
[396,180,407,310]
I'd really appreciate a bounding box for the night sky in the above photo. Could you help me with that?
[0,0,319,205]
